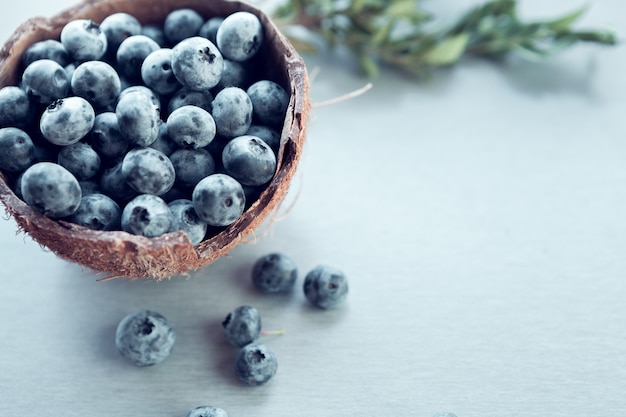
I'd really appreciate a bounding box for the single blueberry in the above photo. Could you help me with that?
[166,105,216,149]
[222,135,276,186]
[234,343,278,386]
[71,60,121,109]
[57,142,101,181]
[216,12,264,62]
[117,85,161,110]
[216,59,249,90]
[40,97,96,146]
[168,199,207,245]
[222,305,262,348]
[115,35,160,82]
[100,12,142,53]
[149,122,178,156]
[0,86,35,129]
[247,80,289,127]
[171,36,223,91]
[246,124,280,154]
[60,19,108,62]
[121,147,175,196]
[198,17,224,44]
[21,59,70,106]
[163,8,205,44]
[0,127,35,172]
[141,24,166,46]
[192,174,245,227]
[115,90,161,147]
[88,112,128,159]
[186,405,229,417]
[121,194,173,237]
[251,253,297,293]
[141,48,181,96]
[99,160,138,204]
[21,39,70,68]
[167,87,214,115]
[69,193,121,231]
[169,148,215,189]
[20,162,82,218]
[303,265,349,309]
[115,309,176,366]
[211,87,253,138]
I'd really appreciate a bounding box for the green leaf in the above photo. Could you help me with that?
[423,33,470,66]
[543,5,587,32]
[359,53,380,77]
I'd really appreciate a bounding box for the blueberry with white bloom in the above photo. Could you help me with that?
[222,305,261,348]
[167,87,213,115]
[69,193,121,230]
[166,105,216,149]
[222,135,276,186]
[168,199,207,245]
[57,142,101,181]
[60,19,108,62]
[99,12,142,53]
[171,36,223,91]
[192,173,245,227]
[0,127,35,172]
[186,406,228,417]
[21,59,69,106]
[303,265,349,309]
[247,80,289,128]
[121,194,173,237]
[216,12,263,62]
[115,90,160,147]
[234,343,278,386]
[169,148,215,189]
[216,59,249,90]
[141,24,166,46]
[21,39,70,68]
[99,160,138,203]
[246,124,280,153]
[116,35,160,82]
[89,112,128,159]
[20,162,81,218]
[40,97,95,146]
[115,309,176,366]
[251,253,298,293]
[121,147,175,196]
[118,85,161,110]
[0,86,34,129]
[149,122,178,156]
[198,17,224,44]
[211,87,253,138]
[163,8,204,44]
[141,48,181,96]
[71,60,121,109]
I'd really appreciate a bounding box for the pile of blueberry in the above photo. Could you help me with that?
[0,8,290,243]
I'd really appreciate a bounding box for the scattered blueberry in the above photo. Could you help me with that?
[234,343,278,386]
[20,162,81,218]
[121,147,175,196]
[168,199,207,245]
[171,36,223,91]
[251,253,297,293]
[169,148,215,189]
[192,173,245,227]
[0,127,35,172]
[222,305,262,348]
[247,80,289,127]
[57,142,101,180]
[186,406,228,417]
[303,265,349,309]
[60,19,108,62]
[21,59,70,106]
[21,39,70,68]
[0,86,34,129]
[216,11,263,62]
[115,35,160,82]
[121,194,173,237]
[69,193,121,230]
[115,309,176,366]
[141,48,181,96]
[211,87,253,138]
[163,8,204,44]
[39,97,95,146]
[70,60,121,109]
[222,135,276,186]
[166,105,216,149]
[115,90,160,147]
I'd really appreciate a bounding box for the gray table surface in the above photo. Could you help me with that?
[1,1,626,416]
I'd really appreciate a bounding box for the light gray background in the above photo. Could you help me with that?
[1,1,625,416]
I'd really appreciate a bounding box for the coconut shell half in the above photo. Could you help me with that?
[0,0,310,279]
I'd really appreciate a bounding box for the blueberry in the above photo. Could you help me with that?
[115,309,176,366]
[216,59,249,90]
[216,12,263,62]
[246,124,280,154]
[60,19,108,62]
[40,97,96,146]
[99,160,138,203]
[198,17,224,44]
[192,173,245,227]
[78,179,101,195]
[21,59,70,106]
[69,193,121,230]
[163,8,204,44]
[89,112,128,159]
[303,265,349,309]
[251,253,297,293]
[222,135,276,186]
[171,36,223,91]
[169,148,215,189]
[21,39,70,68]
[166,105,216,149]
[121,147,175,196]
[141,24,166,46]
[211,87,252,138]
[186,406,228,417]
[100,12,142,53]
[115,90,160,147]
[247,80,289,127]
[57,142,101,180]
[168,199,207,245]
[167,87,214,115]
[222,305,261,348]
[149,122,178,156]
[234,343,277,386]
[141,48,181,96]
[115,35,160,82]
[121,194,173,237]
[0,127,35,172]
[20,162,81,218]
[71,60,121,109]
[0,86,35,129]
[118,85,161,110]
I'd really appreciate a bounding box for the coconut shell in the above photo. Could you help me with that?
[0,0,310,279]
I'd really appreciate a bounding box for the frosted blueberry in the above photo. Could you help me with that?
[141,24,166,46]
[166,105,216,149]
[163,8,204,44]
[116,35,160,82]
[0,86,34,129]
[60,19,108,62]
[121,147,175,196]
[303,265,349,309]
[40,97,95,146]
[169,148,215,189]
[115,90,160,147]
[168,199,207,245]
[57,142,101,180]
[71,60,121,109]
[20,162,81,218]
[167,87,213,114]
[118,85,161,110]
[141,48,181,96]
[186,406,228,417]
[21,39,70,68]
[99,160,138,203]
[211,87,253,138]
[216,59,249,90]
[69,193,121,231]
[247,80,289,127]
[121,194,173,237]
[222,135,276,186]
[216,12,263,62]
[115,309,176,366]
[171,36,223,91]
[198,17,224,44]
[234,343,278,386]
[100,12,142,53]
[246,125,280,153]
[192,173,245,227]
[0,127,35,172]
[251,253,297,293]
[88,112,128,159]
[21,59,69,106]
[149,122,178,156]
[222,305,262,348]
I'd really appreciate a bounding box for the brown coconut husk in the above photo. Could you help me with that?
[0,0,310,279]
